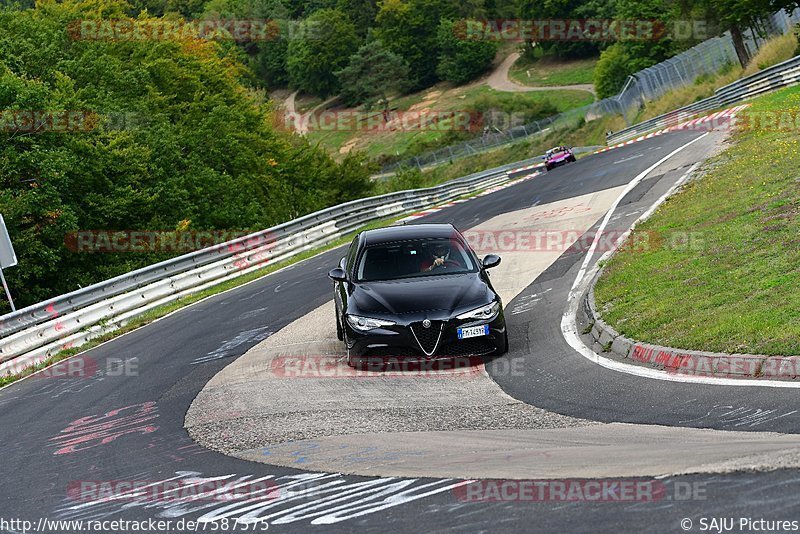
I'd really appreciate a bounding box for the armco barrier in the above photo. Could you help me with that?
[607,54,800,145]
[0,163,541,374]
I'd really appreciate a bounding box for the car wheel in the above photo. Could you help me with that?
[347,353,366,370]
[335,306,343,341]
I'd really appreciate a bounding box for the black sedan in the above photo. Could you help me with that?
[328,223,508,368]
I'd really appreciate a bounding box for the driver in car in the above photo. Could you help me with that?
[421,242,459,272]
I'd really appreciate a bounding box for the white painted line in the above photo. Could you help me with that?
[613,154,644,164]
[561,136,800,388]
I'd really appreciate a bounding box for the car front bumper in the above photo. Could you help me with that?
[344,311,507,361]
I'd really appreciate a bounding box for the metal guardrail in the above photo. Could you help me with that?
[606,54,800,145]
[0,163,543,374]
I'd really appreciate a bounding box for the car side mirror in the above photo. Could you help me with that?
[328,267,347,282]
[482,255,501,269]
[339,256,346,269]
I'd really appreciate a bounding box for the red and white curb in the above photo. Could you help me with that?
[595,105,750,154]
[397,171,542,223]
[507,162,545,177]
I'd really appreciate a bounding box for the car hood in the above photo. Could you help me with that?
[547,151,570,162]
[352,274,492,316]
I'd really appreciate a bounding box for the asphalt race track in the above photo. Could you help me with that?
[2,129,800,533]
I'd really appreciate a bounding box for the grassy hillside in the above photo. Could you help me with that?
[303,83,594,162]
[509,56,598,87]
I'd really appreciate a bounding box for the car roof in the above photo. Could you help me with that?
[361,223,460,246]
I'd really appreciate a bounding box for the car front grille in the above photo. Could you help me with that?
[439,337,496,357]
[410,322,443,356]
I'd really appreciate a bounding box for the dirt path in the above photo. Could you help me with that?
[486,52,596,96]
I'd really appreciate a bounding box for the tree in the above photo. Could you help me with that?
[436,18,497,84]
[335,40,409,108]
[518,0,615,59]
[700,0,785,67]
[373,0,457,89]
[0,1,373,311]
[335,0,378,36]
[200,0,291,88]
[286,8,360,96]
[593,43,631,98]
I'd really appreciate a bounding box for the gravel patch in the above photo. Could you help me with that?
[187,403,597,455]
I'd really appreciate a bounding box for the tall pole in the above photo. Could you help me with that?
[0,266,15,311]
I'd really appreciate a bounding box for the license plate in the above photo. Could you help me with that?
[457,324,490,340]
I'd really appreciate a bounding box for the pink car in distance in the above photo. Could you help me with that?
[544,146,576,171]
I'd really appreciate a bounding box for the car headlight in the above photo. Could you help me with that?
[346,315,396,332]
[456,301,500,321]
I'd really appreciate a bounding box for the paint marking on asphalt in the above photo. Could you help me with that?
[613,154,644,164]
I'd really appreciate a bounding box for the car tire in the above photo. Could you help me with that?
[347,353,366,370]
[335,306,344,341]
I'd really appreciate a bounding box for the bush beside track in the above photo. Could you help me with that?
[595,85,800,356]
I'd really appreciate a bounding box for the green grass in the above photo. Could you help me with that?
[594,84,800,356]
[509,56,598,87]
[457,85,594,113]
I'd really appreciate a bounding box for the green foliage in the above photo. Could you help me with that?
[468,92,559,123]
[335,40,409,108]
[200,0,291,88]
[0,1,372,311]
[375,166,424,193]
[335,0,377,36]
[518,0,614,60]
[435,18,497,84]
[250,38,289,88]
[286,8,359,97]
[373,0,456,89]
[593,44,632,99]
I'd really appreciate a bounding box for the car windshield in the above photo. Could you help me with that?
[357,238,478,282]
